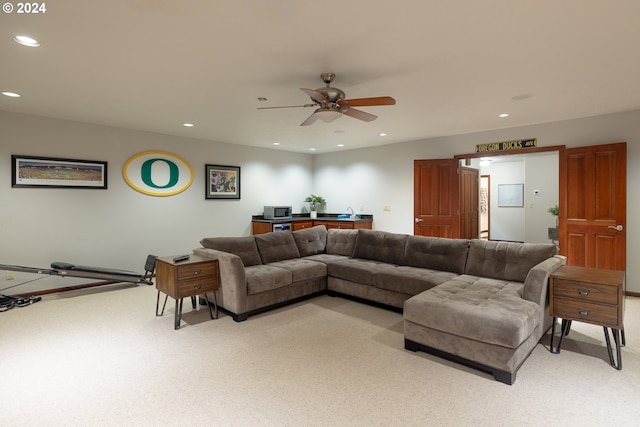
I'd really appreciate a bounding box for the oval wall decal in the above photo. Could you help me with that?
[123,151,194,196]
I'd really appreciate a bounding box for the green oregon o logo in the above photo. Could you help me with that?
[123,151,193,196]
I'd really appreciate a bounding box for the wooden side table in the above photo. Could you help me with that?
[549,265,626,369]
[155,255,219,330]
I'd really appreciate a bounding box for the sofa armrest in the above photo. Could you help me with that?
[522,255,567,305]
[193,247,247,315]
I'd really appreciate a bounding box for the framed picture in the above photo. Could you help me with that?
[11,155,108,189]
[206,164,240,199]
[498,183,524,207]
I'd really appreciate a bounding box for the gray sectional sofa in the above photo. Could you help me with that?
[194,225,565,384]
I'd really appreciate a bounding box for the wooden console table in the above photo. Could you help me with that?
[549,265,626,369]
[155,255,219,330]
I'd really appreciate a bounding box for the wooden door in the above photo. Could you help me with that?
[559,142,626,270]
[460,166,479,239]
[414,159,460,237]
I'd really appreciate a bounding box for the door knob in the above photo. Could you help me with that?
[608,225,624,232]
[415,218,423,223]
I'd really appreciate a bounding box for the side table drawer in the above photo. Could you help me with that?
[552,296,619,327]
[552,279,618,305]
[178,277,217,297]
[177,263,216,281]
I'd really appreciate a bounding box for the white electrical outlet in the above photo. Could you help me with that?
[359,205,364,211]
[5,271,15,280]
[383,205,391,211]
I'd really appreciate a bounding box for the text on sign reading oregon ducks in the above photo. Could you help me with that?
[475,138,537,153]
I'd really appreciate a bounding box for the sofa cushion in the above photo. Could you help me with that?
[255,231,301,264]
[327,258,387,286]
[269,258,327,282]
[374,265,459,296]
[353,229,408,265]
[404,235,470,274]
[326,229,358,256]
[292,225,327,256]
[200,236,262,266]
[404,275,541,348]
[465,240,557,282]
[244,265,293,295]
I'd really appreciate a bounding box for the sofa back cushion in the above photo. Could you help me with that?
[292,225,327,257]
[255,231,301,264]
[353,229,408,265]
[326,228,358,257]
[404,235,470,274]
[200,236,262,266]
[465,239,558,282]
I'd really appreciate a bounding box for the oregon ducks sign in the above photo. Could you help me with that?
[123,151,194,196]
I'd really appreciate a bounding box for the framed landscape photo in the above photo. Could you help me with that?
[11,155,108,189]
[206,164,240,199]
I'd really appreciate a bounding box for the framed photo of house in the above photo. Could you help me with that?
[11,155,108,189]
[206,164,240,199]
[498,183,524,207]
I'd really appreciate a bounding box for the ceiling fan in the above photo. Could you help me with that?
[258,73,396,126]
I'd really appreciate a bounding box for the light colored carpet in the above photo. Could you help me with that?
[1,284,639,426]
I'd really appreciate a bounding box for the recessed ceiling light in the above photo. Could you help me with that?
[14,35,40,47]
[182,123,194,127]
[498,113,510,118]
[309,148,316,151]
[2,91,21,98]
[272,142,280,146]
[336,144,345,147]
[379,133,387,137]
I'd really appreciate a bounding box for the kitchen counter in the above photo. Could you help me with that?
[251,213,373,234]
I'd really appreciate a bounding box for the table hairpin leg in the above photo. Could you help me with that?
[156,290,169,317]
[549,317,572,354]
[201,291,219,320]
[603,327,623,370]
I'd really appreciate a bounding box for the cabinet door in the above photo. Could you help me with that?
[252,222,272,235]
[293,221,314,230]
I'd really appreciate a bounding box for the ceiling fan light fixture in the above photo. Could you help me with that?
[14,35,40,47]
[315,106,342,123]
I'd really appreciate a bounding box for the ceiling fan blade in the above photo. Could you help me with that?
[343,107,377,122]
[300,112,320,126]
[301,88,328,104]
[257,104,314,110]
[339,96,396,107]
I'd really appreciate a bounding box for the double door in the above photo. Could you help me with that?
[414,142,626,271]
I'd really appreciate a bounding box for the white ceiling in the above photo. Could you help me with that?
[2,1,640,154]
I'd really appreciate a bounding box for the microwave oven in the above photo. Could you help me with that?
[264,206,292,220]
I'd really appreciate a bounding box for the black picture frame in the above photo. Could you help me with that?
[205,164,240,199]
[11,155,108,189]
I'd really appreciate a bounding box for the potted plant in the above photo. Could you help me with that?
[304,194,325,219]
[547,204,559,225]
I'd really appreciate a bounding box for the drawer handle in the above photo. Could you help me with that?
[577,289,590,296]
[193,270,201,275]
[578,310,590,316]
[194,285,202,290]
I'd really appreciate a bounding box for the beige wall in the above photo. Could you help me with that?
[2,109,639,294]
[315,110,640,293]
